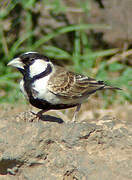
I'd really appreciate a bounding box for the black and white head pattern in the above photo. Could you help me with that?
[19,52,53,80]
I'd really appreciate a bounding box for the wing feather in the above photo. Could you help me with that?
[48,66,106,99]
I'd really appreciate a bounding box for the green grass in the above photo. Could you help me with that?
[0,0,131,104]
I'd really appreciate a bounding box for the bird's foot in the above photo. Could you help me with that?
[29,111,41,122]
[29,110,47,122]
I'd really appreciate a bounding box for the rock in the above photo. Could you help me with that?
[0,111,132,180]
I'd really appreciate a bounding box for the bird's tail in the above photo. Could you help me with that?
[103,85,122,90]
[95,80,122,90]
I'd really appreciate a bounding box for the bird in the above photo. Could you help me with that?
[7,52,121,122]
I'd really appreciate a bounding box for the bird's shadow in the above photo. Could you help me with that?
[39,114,64,124]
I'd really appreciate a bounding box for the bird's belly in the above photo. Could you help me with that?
[20,78,88,106]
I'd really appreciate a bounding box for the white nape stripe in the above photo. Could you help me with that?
[29,59,48,78]
[24,52,38,55]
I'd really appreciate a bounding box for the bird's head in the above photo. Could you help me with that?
[7,52,52,78]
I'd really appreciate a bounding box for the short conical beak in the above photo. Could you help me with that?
[7,57,24,69]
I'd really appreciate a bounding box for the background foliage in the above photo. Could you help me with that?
[0,0,131,105]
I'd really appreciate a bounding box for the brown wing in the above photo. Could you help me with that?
[48,65,106,99]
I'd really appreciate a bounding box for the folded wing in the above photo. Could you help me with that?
[47,66,117,99]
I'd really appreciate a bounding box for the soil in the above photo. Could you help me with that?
[0,102,131,180]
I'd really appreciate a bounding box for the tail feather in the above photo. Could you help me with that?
[96,80,122,90]
[103,85,122,90]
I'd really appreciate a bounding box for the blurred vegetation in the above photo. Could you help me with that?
[0,0,131,105]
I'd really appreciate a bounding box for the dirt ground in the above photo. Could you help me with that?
[0,100,132,180]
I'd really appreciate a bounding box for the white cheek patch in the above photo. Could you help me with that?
[29,59,48,78]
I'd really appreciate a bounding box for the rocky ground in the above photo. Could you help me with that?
[0,104,132,180]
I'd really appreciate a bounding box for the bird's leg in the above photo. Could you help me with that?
[72,104,81,122]
[30,109,48,122]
